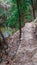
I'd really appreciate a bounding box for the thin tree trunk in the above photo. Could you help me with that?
[16,0,21,40]
[31,0,36,19]
[0,30,8,50]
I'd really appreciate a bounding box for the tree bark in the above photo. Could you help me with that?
[31,0,36,19]
[16,0,21,40]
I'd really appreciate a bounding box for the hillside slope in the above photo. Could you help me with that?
[0,22,37,65]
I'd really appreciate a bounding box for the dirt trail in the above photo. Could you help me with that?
[0,22,37,65]
[12,22,37,65]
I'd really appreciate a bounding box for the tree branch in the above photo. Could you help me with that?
[0,3,10,10]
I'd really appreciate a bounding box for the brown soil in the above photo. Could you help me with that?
[0,22,37,65]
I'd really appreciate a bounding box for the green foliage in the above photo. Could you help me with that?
[0,0,33,29]
[1,27,17,37]
[23,0,33,22]
[2,0,19,28]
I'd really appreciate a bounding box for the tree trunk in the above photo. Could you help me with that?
[16,0,21,40]
[31,0,36,19]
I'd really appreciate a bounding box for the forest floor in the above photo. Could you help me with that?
[0,22,37,65]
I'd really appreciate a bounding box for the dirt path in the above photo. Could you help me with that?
[0,22,37,65]
[12,22,37,65]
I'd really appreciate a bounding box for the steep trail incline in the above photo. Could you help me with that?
[12,22,37,65]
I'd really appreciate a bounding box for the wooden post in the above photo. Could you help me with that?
[31,0,36,19]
